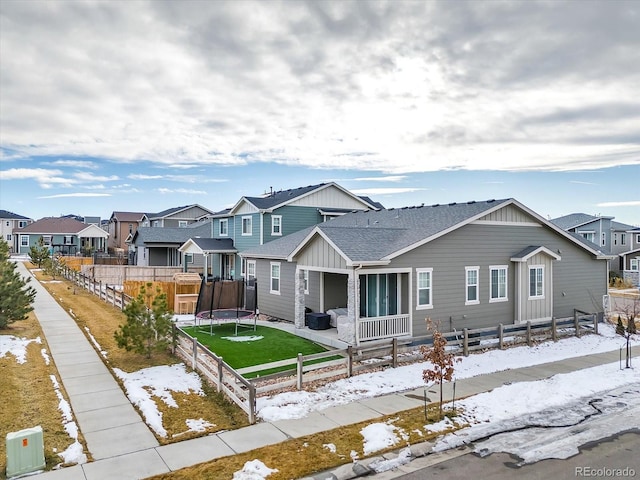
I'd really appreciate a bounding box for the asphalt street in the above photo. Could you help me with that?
[396,431,640,480]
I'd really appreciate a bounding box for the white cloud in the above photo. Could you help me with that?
[157,188,208,195]
[351,187,427,196]
[352,176,408,182]
[50,160,98,169]
[37,193,112,199]
[596,200,640,208]
[1,1,638,174]
[73,172,119,182]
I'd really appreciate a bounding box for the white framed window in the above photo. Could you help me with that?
[219,218,228,236]
[5,221,9,226]
[178,221,188,228]
[490,266,508,302]
[64,236,73,245]
[529,265,544,298]
[631,259,639,271]
[465,266,479,305]
[579,231,595,243]
[242,216,252,236]
[272,215,282,236]
[246,260,256,280]
[128,223,133,234]
[5,234,11,241]
[601,232,606,247]
[42,235,52,246]
[18,221,28,228]
[416,268,433,309]
[153,220,159,227]
[270,262,281,294]
[20,235,29,246]
[636,234,640,244]
[183,253,193,264]
[621,233,626,246]
[614,233,618,246]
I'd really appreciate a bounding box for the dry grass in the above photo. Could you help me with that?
[148,405,464,480]
[0,311,90,474]
[31,267,249,445]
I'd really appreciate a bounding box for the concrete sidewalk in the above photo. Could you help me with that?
[17,261,639,480]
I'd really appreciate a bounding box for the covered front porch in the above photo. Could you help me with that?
[293,267,413,345]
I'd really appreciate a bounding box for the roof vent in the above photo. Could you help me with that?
[487,199,496,203]
[467,200,476,204]
[449,202,457,206]
[432,204,439,207]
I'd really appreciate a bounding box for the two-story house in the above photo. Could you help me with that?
[0,210,33,253]
[141,205,214,228]
[179,183,383,280]
[107,211,145,253]
[551,213,636,275]
[14,217,109,255]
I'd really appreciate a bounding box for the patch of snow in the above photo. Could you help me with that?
[233,459,278,480]
[361,423,401,455]
[185,418,215,432]
[370,447,412,473]
[49,374,87,465]
[84,326,108,358]
[114,364,206,437]
[222,335,264,342]
[323,443,337,453]
[350,450,359,462]
[41,348,50,365]
[0,335,41,364]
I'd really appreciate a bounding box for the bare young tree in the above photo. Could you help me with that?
[420,319,461,421]
[615,296,639,368]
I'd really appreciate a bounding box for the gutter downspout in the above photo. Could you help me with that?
[354,264,363,346]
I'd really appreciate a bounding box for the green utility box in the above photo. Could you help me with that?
[6,426,45,478]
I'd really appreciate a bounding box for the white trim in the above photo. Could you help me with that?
[510,246,561,262]
[219,218,228,236]
[302,269,309,294]
[489,265,508,303]
[241,216,252,236]
[416,267,433,310]
[20,235,29,246]
[271,215,282,236]
[465,266,480,305]
[471,220,542,227]
[528,264,545,299]
[270,261,281,294]
[246,259,256,280]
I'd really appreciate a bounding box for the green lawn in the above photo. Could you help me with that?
[181,323,332,375]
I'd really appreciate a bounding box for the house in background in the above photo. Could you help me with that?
[242,198,611,345]
[0,210,33,253]
[14,217,109,255]
[131,221,212,267]
[620,226,640,286]
[179,182,383,280]
[141,204,214,228]
[107,211,146,254]
[551,213,636,274]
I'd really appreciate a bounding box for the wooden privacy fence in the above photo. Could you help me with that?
[173,312,599,423]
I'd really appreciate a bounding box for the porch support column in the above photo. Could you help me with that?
[339,269,357,345]
[294,268,306,329]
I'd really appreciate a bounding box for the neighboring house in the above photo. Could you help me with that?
[0,210,33,253]
[242,198,611,345]
[620,226,640,286]
[140,204,214,228]
[551,213,636,274]
[179,182,383,280]
[14,217,109,255]
[131,221,212,267]
[107,211,145,253]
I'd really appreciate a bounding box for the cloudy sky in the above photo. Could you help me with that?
[1,0,639,224]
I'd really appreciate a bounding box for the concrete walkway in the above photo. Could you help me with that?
[17,262,640,480]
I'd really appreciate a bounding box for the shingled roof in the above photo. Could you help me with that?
[242,198,609,264]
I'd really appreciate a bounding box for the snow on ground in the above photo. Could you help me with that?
[233,459,278,480]
[222,335,264,342]
[0,335,41,364]
[256,323,631,421]
[84,326,108,358]
[113,364,208,437]
[49,374,88,465]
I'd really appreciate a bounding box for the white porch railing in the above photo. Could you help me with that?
[358,314,411,342]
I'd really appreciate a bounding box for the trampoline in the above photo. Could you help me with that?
[196,308,256,336]
[194,277,258,336]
